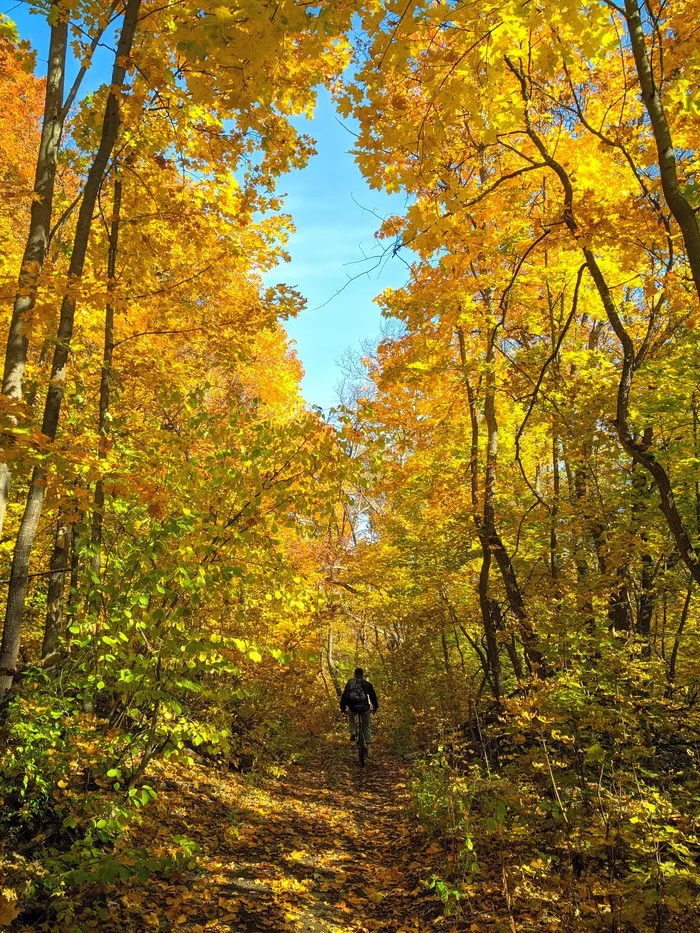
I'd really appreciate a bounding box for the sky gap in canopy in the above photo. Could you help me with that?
[4,2,410,410]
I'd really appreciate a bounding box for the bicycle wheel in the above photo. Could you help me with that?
[358,720,367,767]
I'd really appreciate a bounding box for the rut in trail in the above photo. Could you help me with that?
[85,737,455,933]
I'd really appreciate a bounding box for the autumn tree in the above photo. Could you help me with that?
[341,0,700,677]
[0,0,354,696]
[323,2,700,924]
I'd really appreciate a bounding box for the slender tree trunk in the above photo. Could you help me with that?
[457,328,479,512]
[0,473,46,691]
[91,175,122,587]
[457,327,501,698]
[67,523,80,620]
[0,1,115,536]
[546,282,561,590]
[478,547,501,698]
[571,460,595,629]
[481,338,504,688]
[492,597,523,682]
[694,394,700,533]
[0,0,142,698]
[0,9,68,537]
[441,591,491,685]
[481,328,545,673]
[667,579,693,687]
[632,430,656,644]
[504,632,523,682]
[458,323,545,682]
[325,615,342,696]
[440,624,452,675]
[452,623,467,674]
[551,433,560,584]
[515,95,700,586]
[41,519,72,659]
[489,526,545,672]
[623,0,700,301]
[638,555,655,637]
[566,320,602,629]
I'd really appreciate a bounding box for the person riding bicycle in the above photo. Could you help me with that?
[340,668,379,748]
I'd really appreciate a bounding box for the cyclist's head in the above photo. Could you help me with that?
[354,667,364,679]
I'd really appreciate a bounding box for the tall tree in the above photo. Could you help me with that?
[0,0,142,696]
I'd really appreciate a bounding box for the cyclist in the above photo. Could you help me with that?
[340,667,379,749]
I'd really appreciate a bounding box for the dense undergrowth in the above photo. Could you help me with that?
[406,648,700,932]
[0,642,334,927]
[3,635,700,931]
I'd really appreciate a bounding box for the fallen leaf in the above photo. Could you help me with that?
[0,891,19,926]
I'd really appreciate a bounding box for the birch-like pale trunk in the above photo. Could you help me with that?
[0,10,68,537]
[0,1,118,537]
[0,0,142,698]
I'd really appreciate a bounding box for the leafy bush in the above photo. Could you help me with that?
[409,650,700,932]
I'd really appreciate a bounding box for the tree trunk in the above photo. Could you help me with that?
[0,1,115,535]
[623,0,700,302]
[694,394,700,533]
[667,579,693,687]
[325,616,342,697]
[458,322,545,682]
[41,519,72,660]
[519,103,700,586]
[480,337,502,685]
[456,328,479,513]
[631,430,656,644]
[570,459,595,630]
[551,433,560,583]
[482,325,545,673]
[492,597,523,682]
[0,470,46,692]
[478,546,501,699]
[441,591,491,686]
[67,522,80,620]
[0,9,68,537]
[0,0,142,698]
[91,175,122,588]
[457,327,501,698]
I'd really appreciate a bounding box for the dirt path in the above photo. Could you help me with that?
[61,737,460,933]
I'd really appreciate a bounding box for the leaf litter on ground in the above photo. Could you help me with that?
[9,736,474,933]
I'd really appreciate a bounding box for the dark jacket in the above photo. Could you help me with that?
[340,678,379,713]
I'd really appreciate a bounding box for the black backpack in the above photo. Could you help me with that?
[345,677,368,709]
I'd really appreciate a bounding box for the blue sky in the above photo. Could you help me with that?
[270,91,410,410]
[4,3,410,411]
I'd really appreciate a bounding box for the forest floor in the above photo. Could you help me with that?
[11,736,477,933]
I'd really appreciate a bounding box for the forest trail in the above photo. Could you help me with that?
[63,737,463,933]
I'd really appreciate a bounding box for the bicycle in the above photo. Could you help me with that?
[348,709,373,767]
